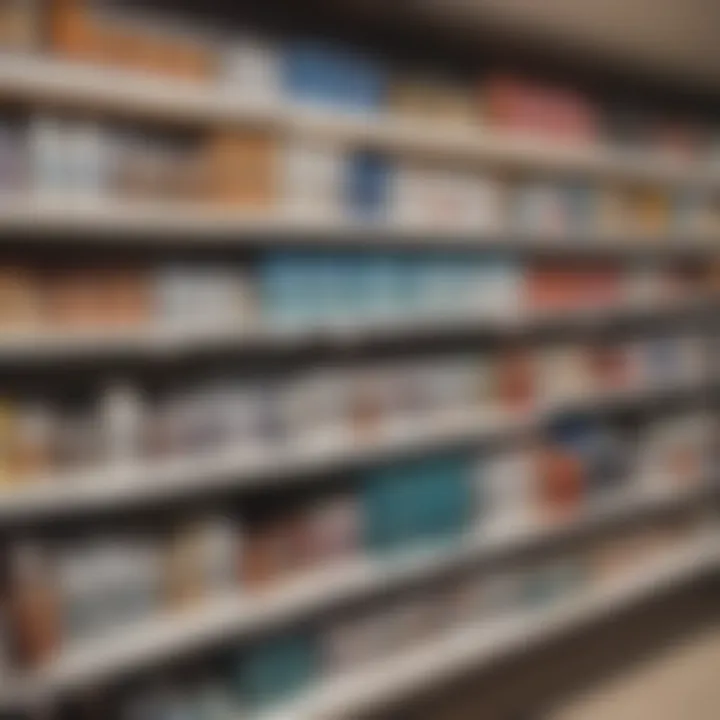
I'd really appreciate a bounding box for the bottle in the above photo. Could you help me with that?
[7,540,60,668]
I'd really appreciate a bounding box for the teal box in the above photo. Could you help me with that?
[259,252,325,331]
[231,632,319,712]
[363,454,473,556]
[363,465,414,553]
[423,455,473,540]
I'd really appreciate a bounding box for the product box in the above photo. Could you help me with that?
[347,363,392,442]
[391,164,498,232]
[50,0,217,80]
[164,523,207,609]
[390,76,476,127]
[596,184,633,237]
[0,400,54,487]
[0,118,28,194]
[220,33,281,106]
[53,401,101,472]
[58,536,161,644]
[580,422,633,499]
[363,464,414,554]
[0,0,41,51]
[418,356,481,423]
[281,138,344,220]
[112,128,206,203]
[155,265,256,330]
[242,509,311,589]
[628,186,671,236]
[638,416,711,489]
[511,180,569,236]
[496,348,535,412]
[524,263,573,314]
[483,74,598,143]
[204,129,277,209]
[42,267,113,329]
[6,401,54,483]
[585,342,631,393]
[0,266,42,331]
[258,252,343,332]
[282,368,350,451]
[304,494,360,565]
[28,115,70,198]
[475,449,535,531]
[673,190,718,236]
[363,455,472,553]
[535,345,590,405]
[282,41,386,113]
[345,150,391,219]
[536,417,588,520]
[231,632,319,711]
[6,541,60,668]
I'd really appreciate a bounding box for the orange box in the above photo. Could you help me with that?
[0,266,42,331]
[44,267,108,329]
[535,443,585,521]
[0,0,41,50]
[204,128,277,209]
[49,0,95,59]
[50,0,215,80]
[496,349,535,412]
[101,267,152,328]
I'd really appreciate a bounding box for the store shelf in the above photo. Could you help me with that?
[0,52,276,127]
[2,483,713,711]
[0,197,718,254]
[1,55,719,187]
[0,297,710,364]
[276,538,720,720]
[0,380,707,524]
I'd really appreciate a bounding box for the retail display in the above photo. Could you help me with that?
[0,3,718,719]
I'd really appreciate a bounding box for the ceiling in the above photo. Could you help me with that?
[411,0,720,86]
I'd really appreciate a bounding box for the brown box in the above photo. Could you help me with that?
[0,266,42,331]
[50,0,215,80]
[0,0,41,50]
[204,128,278,209]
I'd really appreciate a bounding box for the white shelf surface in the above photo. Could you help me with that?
[268,538,720,720]
[0,297,710,363]
[0,197,718,253]
[2,483,713,710]
[1,54,719,186]
[0,380,707,522]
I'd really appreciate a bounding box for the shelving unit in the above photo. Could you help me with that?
[0,379,711,524]
[1,54,719,187]
[0,3,719,719]
[268,537,720,720]
[2,481,715,715]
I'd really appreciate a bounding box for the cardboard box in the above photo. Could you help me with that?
[204,129,277,209]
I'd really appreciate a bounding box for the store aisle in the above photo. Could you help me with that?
[551,624,720,720]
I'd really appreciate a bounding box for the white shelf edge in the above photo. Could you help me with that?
[272,539,720,720]
[3,483,713,709]
[0,55,719,186]
[0,198,718,251]
[0,380,708,521]
[0,297,710,362]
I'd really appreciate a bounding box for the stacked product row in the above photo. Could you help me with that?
[0,334,709,489]
[31,516,713,719]
[1,419,713,674]
[0,256,712,336]
[2,2,720,163]
[2,111,720,235]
